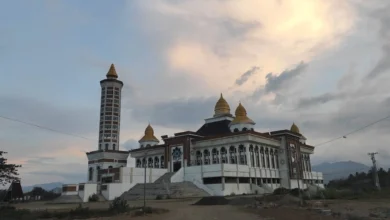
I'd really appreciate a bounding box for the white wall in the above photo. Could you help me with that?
[121,167,167,183]
[102,183,134,200]
[78,183,97,202]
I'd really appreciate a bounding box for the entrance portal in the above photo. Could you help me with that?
[173,161,182,172]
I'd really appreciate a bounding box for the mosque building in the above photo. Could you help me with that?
[61,64,324,201]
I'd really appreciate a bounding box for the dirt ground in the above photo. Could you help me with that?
[13,197,390,220]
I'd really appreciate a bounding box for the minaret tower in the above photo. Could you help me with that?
[86,64,129,183]
[99,64,123,151]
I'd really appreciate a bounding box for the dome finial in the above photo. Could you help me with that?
[214,93,231,117]
[106,63,118,79]
[290,122,300,134]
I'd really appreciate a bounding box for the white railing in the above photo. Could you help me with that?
[170,168,184,183]
[192,178,215,196]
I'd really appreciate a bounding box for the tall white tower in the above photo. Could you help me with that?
[98,64,123,151]
[86,64,129,183]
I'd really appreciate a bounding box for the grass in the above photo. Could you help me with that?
[0,198,169,220]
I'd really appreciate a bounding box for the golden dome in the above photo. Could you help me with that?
[290,122,300,134]
[139,124,159,143]
[106,63,118,78]
[214,93,231,117]
[231,102,254,125]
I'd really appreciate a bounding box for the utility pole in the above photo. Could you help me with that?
[368,152,381,191]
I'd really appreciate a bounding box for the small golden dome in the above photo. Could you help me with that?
[290,122,300,134]
[214,93,231,117]
[106,63,118,78]
[231,102,254,125]
[139,124,159,143]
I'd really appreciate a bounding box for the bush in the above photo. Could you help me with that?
[69,203,91,218]
[290,188,304,197]
[89,193,99,202]
[109,197,129,214]
[273,187,290,195]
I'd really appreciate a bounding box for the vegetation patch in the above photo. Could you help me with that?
[0,198,168,220]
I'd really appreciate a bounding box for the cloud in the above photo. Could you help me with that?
[122,139,139,150]
[235,66,260,86]
[296,92,346,109]
[251,61,308,100]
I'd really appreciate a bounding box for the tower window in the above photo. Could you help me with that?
[105,144,109,150]
[113,144,116,150]
[234,128,239,132]
[242,127,248,131]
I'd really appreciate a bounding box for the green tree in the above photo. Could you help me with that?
[0,151,21,185]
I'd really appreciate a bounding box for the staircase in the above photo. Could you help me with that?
[120,181,210,200]
[154,172,175,183]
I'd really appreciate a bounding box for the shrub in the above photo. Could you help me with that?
[69,203,91,218]
[290,188,304,197]
[273,187,289,195]
[109,197,129,214]
[89,193,99,202]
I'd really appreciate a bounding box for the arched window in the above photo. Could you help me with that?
[148,158,153,167]
[255,146,260,167]
[88,167,93,181]
[249,145,254,167]
[260,147,265,168]
[105,144,109,151]
[265,148,270,168]
[275,150,279,169]
[96,166,101,182]
[108,166,113,169]
[221,147,227,163]
[136,159,141,168]
[142,158,146,168]
[154,156,160,168]
[204,149,210,165]
[99,144,102,150]
[242,127,248,131]
[270,149,275,169]
[113,144,116,150]
[234,128,239,132]
[229,146,236,164]
[238,145,246,165]
[160,156,165,168]
[212,148,219,164]
[196,151,202,165]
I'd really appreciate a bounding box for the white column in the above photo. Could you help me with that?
[245,144,251,166]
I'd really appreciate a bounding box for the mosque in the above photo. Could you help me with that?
[61,64,324,201]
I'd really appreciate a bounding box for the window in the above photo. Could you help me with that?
[249,145,254,167]
[114,91,119,95]
[114,99,120,104]
[106,99,113,103]
[204,149,210,165]
[221,147,227,163]
[229,146,236,164]
[113,125,118,130]
[136,159,141,167]
[212,148,219,164]
[242,127,248,131]
[88,167,93,181]
[112,134,117,139]
[113,144,116,150]
[160,156,164,168]
[154,156,159,168]
[105,125,111,129]
[104,134,111,138]
[105,107,113,112]
[238,145,246,165]
[105,144,109,150]
[113,116,119,121]
[105,116,112,120]
[234,128,239,132]
[108,166,113,169]
[196,151,202,165]
[114,108,119,113]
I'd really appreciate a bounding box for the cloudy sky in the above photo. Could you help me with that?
[1,0,390,186]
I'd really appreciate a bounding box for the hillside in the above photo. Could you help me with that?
[312,161,371,183]
[22,182,63,193]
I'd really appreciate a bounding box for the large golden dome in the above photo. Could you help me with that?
[214,93,231,117]
[290,123,300,134]
[106,63,118,78]
[231,102,254,125]
[139,124,159,143]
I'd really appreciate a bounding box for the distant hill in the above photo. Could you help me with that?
[312,161,371,183]
[22,182,63,193]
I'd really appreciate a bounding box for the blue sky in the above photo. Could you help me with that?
[1,0,390,186]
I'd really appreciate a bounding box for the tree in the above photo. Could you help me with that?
[0,151,21,185]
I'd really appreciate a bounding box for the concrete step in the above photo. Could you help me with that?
[154,172,175,183]
[120,181,210,201]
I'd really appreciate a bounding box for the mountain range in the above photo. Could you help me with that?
[312,161,371,183]
[22,182,63,193]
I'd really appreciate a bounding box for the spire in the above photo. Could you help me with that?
[106,63,118,79]
[290,122,300,134]
[214,93,231,117]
